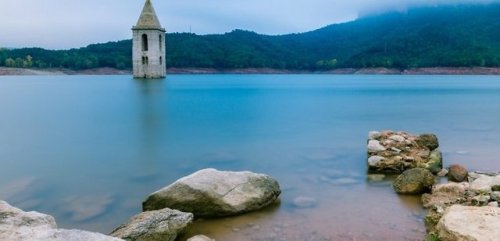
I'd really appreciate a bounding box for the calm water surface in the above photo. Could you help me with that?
[1,75,500,241]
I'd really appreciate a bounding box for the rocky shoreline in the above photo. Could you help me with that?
[4,66,500,76]
[367,130,499,241]
[1,131,498,241]
[1,169,281,241]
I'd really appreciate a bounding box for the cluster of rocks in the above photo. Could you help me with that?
[1,168,281,241]
[423,170,500,240]
[367,131,443,195]
[368,130,499,241]
[368,130,442,174]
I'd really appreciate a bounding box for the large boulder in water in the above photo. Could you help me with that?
[393,168,436,195]
[110,208,193,241]
[436,205,500,241]
[142,168,281,217]
[367,130,443,174]
[0,200,123,241]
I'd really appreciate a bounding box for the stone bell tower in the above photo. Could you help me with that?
[132,0,166,79]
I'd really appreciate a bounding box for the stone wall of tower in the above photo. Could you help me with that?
[133,29,166,79]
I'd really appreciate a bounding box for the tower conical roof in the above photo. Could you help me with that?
[133,0,165,31]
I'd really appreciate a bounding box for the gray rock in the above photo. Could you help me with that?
[390,147,402,153]
[368,131,381,140]
[448,164,468,183]
[422,182,469,209]
[437,168,449,177]
[468,172,484,181]
[491,191,500,201]
[187,235,215,241]
[470,174,500,193]
[389,134,406,142]
[54,230,124,241]
[425,149,443,174]
[416,134,439,151]
[110,208,192,241]
[488,201,498,207]
[471,195,490,206]
[368,156,385,166]
[142,168,281,217]
[292,196,317,208]
[436,205,500,241]
[393,168,435,195]
[0,201,123,241]
[367,140,386,153]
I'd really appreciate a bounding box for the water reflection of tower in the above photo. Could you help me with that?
[135,79,166,177]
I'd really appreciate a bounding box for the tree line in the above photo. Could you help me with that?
[2,4,500,71]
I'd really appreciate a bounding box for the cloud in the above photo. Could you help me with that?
[357,0,500,16]
[1,0,499,49]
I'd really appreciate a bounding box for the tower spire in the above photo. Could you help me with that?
[134,0,164,31]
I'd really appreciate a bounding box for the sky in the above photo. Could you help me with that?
[0,0,498,49]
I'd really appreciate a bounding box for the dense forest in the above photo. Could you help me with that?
[2,4,500,71]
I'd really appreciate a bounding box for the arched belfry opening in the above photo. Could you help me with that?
[142,34,149,51]
[132,0,166,79]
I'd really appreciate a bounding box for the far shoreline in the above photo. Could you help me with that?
[3,66,500,76]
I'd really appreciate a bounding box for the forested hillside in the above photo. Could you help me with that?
[2,4,500,70]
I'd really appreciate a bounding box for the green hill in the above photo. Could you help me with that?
[2,3,500,71]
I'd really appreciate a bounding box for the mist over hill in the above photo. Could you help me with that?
[1,3,500,71]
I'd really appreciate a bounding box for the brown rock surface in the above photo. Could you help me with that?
[448,164,468,182]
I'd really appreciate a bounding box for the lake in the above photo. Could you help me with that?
[1,74,500,241]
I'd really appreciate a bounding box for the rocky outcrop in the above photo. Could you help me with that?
[110,208,192,241]
[393,168,435,194]
[142,168,281,217]
[0,200,123,241]
[367,131,443,174]
[436,205,500,241]
[423,172,500,237]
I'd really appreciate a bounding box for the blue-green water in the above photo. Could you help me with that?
[1,75,500,240]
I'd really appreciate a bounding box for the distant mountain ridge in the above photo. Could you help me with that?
[1,3,500,71]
